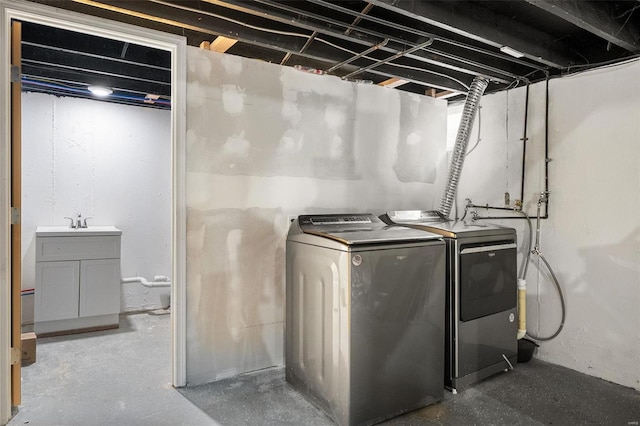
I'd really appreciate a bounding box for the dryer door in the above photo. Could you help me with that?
[455,241,518,382]
[458,242,517,321]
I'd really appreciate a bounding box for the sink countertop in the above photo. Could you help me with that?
[36,226,122,237]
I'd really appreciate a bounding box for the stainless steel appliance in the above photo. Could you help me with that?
[286,213,445,426]
[384,211,517,392]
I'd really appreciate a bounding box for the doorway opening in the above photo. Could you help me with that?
[20,20,173,333]
[1,1,187,421]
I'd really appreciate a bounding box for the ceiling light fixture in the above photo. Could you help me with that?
[499,46,525,58]
[88,85,113,97]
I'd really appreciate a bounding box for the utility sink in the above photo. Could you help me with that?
[34,225,122,335]
[35,225,122,237]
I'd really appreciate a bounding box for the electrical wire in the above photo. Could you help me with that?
[607,3,640,50]
[375,60,472,90]
[154,0,312,39]
[162,0,495,91]
[564,55,640,75]
[314,37,471,90]
[157,0,473,90]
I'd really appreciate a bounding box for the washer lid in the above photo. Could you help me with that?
[386,210,514,238]
[298,213,441,245]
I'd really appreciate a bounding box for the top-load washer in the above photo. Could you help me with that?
[286,213,445,426]
[383,211,517,392]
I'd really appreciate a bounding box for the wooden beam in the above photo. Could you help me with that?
[425,89,458,99]
[435,90,454,98]
[378,77,409,88]
[209,36,238,53]
[199,41,211,50]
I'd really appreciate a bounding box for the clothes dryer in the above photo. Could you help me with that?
[383,211,517,392]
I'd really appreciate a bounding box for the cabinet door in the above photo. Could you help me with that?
[79,259,121,317]
[35,261,80,321]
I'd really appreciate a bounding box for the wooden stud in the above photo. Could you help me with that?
[11,20,22,407]
[199,41,211,50]
[435,90,454,98]
[209,36,237,53]
[378,77,408,88]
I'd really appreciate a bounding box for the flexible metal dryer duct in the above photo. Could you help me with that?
[439,76,489,217]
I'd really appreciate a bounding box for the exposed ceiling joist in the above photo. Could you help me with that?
[367,0,581,68]
[68,0,480,91]
[242,0,521,81]
[22,0,640,106]
[344,2,374,36]
[526,0,640,53]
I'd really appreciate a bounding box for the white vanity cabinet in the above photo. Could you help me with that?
[35,226,122,335]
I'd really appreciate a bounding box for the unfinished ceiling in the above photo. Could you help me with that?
[24,0,640,107]
[21,21,171,108]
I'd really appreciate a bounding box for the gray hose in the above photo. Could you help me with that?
[526,250,566,341]
[439,76,489,217]
[527,193,566,341]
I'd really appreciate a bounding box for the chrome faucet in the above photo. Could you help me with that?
[63,213,91,229]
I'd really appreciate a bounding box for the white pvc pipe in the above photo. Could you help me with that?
[517,278,527,340]
[121,275,172,288]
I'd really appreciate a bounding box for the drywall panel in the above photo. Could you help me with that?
[449,59,640,390]
[185,47,447,384]
[21,93,172,318]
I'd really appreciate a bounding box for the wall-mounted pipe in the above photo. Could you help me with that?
[519,84,530,205]
[517,279,527,339]
[121,275,171,288]
[542,75,550,218]
[439,76,489,218]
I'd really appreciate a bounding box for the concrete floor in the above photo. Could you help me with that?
[10,311,215,426]
[9,312,640,426]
